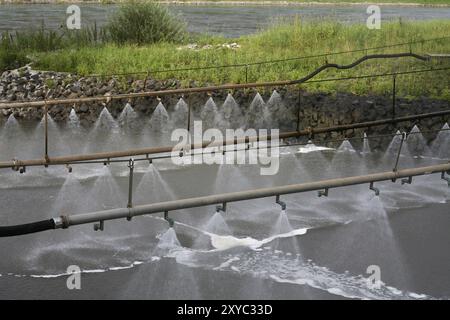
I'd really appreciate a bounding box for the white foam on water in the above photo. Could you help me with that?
[296,141,334,154]
[23,261,145,279]
[167,243,433,300]
[208,227,308,251]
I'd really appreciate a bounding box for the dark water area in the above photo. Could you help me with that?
[0,4,449,37]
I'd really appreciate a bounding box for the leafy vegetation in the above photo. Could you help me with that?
[0,3,449,99]
[106,1,186,45]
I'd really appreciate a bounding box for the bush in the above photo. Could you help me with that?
[106,1,186,45]
[0,49,29,72]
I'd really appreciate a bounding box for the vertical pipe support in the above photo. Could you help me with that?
[143,71,150,90]
[187,94,192,133]
[216,202,227,213]
[392,131,406,177]
[441,171,450,186]
[401,176,413,185]
[44,102,49,165]
[275,195,286,210]
[245,65,249,83]
[369,182,380,196]
[296,87,301,132]
[318,188,329,197]
[392,74,397,119]
[94,220,104,231]
[164,211,174,228]
[127,158,135,210]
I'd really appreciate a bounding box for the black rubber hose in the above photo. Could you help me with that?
[0,219,55,237]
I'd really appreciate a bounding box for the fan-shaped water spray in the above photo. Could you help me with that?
[31,113,69,157]
[221,93,242,129]
[135,164,175,205]
[153,227,182,257]
[431,123,450,159]
[65,108,85,154]
[0,114,26,160]
[245,93,267,129]
[118,103,140,131]
[381,131,413,170]
[52,173,88,215]
[200,97,224,130]
[273,210,293,234]
[171,98,189,128]
[84,107,119,153]
[149,102,170,132]
[1,114,22,138]
[94,107,118,131]
[406,125,432,158]
[266,90,292,131]
[67,108,80,131]
[203,211,232,235]
[330,140,366,177]
[86,166,126,210]
[362,133,371,155]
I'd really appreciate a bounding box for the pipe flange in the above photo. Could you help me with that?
[126,208,134,222]
[60,215,70,229]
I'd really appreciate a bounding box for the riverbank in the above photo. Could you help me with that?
[28,19,450,100]
[1,1,450,8]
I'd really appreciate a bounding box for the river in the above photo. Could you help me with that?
[0,3,449,37]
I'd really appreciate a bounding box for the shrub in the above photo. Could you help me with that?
[0,49,29,72]
[106,1,186,45]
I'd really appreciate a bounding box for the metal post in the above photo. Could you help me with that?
[245,65,248,84]
[44,103,49,164]
[296,87,301,132]
[187,95,191,133]
[143,71,149,91]
[127,158,134,209]
[393,132,406,174]
[392,75,397,119]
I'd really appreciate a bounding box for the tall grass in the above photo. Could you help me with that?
[1,17,449,99]
[32,18,450,99]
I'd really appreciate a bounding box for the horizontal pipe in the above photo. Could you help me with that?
[55,162,450,229]
[0,162,448,237]
[1,109,449,170]
[0,53,428,110]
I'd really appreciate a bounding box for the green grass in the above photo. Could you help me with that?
[1,16,449,99]
[29,19,450,100]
